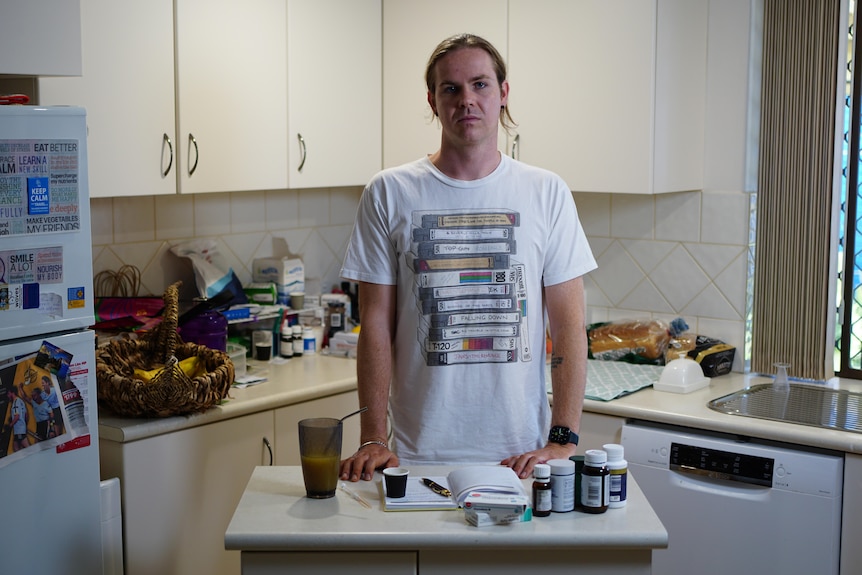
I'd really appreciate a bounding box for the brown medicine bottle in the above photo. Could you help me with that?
[580,449,609,514]
[532,463,552,517]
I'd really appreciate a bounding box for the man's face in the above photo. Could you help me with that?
[428,47,508,149]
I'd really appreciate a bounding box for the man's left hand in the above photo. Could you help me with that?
[500,443,578,479]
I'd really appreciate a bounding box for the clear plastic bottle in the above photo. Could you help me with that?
[581,449,609,514]
[603,443,628,508]
[532,463,552,517]
[548,458,575,513]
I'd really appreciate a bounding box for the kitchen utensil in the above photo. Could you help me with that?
[339,406,367,422]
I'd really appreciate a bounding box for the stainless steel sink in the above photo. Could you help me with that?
[708,383,862,434]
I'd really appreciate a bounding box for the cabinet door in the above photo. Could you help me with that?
[99,411,275,575]
[0,1,81,76]
[39,0,177,198]
[175,0,288,194]
[287,0,381,188]
[382,0,508,169]
[274,391,362,464]
[508,0,705,194]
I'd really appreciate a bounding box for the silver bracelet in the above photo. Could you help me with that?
[358,440,388,450]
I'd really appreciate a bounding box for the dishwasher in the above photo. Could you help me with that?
[621,421,843,575]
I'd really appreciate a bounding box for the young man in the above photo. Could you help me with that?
[5,385,30,452]
[340,34,596,481]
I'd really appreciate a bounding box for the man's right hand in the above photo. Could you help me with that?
[340,443,399,482]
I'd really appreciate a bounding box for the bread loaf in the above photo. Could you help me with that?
[587,319,671,362]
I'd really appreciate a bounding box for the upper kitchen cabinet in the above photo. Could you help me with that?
[40,0,287,197]
[39,0,177,197]
[0,1,81,76]
[382,0,508,169]
[508,0,707,194]
[175,0,288,194]
[286,0,381,188]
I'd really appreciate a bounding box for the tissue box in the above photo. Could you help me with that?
[252,258,304,299]
[463,493,531,526]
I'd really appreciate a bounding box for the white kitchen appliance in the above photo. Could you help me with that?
[0,106,103,574]
[622,420,843,575]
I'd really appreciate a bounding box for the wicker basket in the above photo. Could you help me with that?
[96,282,234,418]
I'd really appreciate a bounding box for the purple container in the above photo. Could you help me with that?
[182,307,228,352]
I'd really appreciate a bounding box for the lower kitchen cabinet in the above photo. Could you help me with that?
[98,389,361,575]
[577,411,625,452]
[273,391,363,464]
[99,410,274,575]
[243,551,417,575]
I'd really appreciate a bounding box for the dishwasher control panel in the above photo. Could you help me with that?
[669,442,773,486]
[622,421,843,497]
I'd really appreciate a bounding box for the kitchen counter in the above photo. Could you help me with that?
[99,355,862,455]
[98,353,359,443]
[225,465,667,575]
[584,371,862,455]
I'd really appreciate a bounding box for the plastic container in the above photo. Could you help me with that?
[181,301,228,352]
[603,443,628,508]
[548,458,575,513]
[303,326,316,354]
[532,463,552,517]
[227,343,247,378]
[581,449,609,513]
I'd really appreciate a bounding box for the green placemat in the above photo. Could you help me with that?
[546,359,664,401]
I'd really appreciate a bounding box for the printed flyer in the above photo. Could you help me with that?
[0,340,86,469]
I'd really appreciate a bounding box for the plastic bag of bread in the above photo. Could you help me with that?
[587,318,688,365]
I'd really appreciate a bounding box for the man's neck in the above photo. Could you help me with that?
[429,143,502,181]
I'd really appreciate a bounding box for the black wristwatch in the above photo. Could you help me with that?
[548,426,579,446]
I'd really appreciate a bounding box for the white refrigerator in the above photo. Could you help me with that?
[0,106,103,574]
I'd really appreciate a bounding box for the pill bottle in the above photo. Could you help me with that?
[548,458,575,513]
[280,319,293,358]
[570,455,585,509]
[603,443,628,508]
[532,463,552,517]
[292,325,304,356]
[581,449,609,514]
[303,326,316,354]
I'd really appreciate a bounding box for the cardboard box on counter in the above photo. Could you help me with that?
[463,492,531,527]
[252,258,304,304]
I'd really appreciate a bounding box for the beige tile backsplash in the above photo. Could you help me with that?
[92,187,749,372]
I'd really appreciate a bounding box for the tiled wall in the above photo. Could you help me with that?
[91,186,749,372]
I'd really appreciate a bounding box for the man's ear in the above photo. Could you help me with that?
[427,91,437,116]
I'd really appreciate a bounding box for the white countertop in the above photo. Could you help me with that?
[98,355,862,455]
[585,371,862,454]
[224,465,668,551]
[98,354,359,442]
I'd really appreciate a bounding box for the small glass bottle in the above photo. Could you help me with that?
[292,324,304,357]
[532,463,552,517]
[581,449,609,514]
[603,443,628,508]
[280,320,293,359]
[548,458,575,513]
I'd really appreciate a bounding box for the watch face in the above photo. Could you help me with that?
[549,426,570,444]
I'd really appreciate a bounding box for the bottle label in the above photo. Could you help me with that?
[609,469,627,503]
[535,488,552,513]
[581,474,608,509]
[550,473,574,512]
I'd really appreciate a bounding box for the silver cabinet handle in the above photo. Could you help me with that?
[162,133,173,177]
[511,133,520,160]
[188,133,199,176]
[297,133,307,172]
[262,437,273,466]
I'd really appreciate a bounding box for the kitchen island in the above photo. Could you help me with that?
[225,465,667,575]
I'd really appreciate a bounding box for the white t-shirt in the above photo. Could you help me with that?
[341,155,597,464]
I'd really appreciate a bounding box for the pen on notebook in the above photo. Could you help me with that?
[422,477,452,497]
[340,482,372,509]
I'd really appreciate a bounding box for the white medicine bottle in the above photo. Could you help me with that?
[602,443,628,508]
